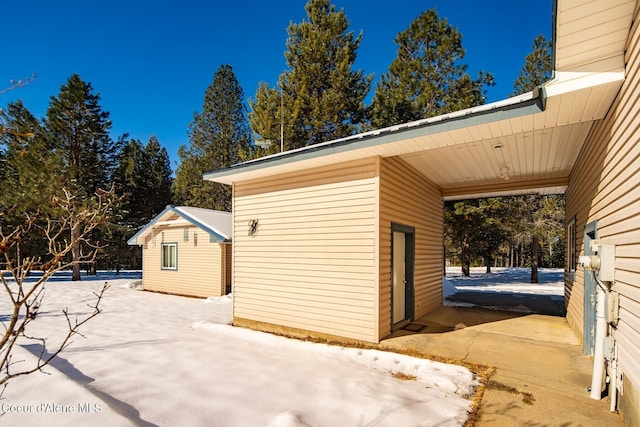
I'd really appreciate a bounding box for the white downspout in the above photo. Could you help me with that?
[609,333,618,412]
[590,279,607,400]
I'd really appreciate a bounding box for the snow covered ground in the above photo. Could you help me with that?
[1,271,476,427]
[443,267,565,311]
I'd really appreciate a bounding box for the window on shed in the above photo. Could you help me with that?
[184,228,189,242]
[161,243,177,270]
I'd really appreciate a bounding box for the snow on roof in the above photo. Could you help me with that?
[174,206,232,241]
[127,205,232,245]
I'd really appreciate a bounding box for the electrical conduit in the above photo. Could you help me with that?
[590,277,607,400]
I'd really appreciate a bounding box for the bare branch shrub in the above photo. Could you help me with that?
[0,186,123,397]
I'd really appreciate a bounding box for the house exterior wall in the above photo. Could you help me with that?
[232,158,380,342]
[565,7,640,423]
[142,224,226,298]
[378,157,444,338]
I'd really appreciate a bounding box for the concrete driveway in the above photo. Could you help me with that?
[446,291,566,317]
[381,305,624,426]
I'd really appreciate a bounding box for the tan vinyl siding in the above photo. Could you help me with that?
[233,158,379,342]
[565,6,640,421]
[142,225,225,298]
[379,157,444,338]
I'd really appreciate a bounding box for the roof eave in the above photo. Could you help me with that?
[174,207,231,242]
[203,88,545,185]
[127,206,230,245]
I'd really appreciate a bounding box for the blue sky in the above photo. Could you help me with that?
[3,1,552,171]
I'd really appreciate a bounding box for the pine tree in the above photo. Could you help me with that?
[509,35,554,281]
[535,195,565,268]
[369,8,494,128]
[444,198,510,276]
[511,34,552,96]
[249,0,372,151]
[173,64,250,210]
[111,136,173,270]
[115,136,172,225]
[0,101,53,265]
[47,74,119,198]
[0,101,52,214]
[145,136,173,217]
[113,137,144,225]
[45,74,121,280]
[249,82,285,155]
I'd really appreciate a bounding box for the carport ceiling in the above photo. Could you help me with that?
[401,123,591,200]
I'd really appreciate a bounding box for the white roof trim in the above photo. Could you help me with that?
[204,89,544,185]
[127,206,232,246]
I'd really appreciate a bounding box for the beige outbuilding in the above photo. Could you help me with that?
[128,206,232,298]
[205,0,639,422]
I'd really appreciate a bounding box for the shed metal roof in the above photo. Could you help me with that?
[127,206,232,245]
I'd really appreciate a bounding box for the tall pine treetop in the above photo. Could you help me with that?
[369,8,494,128]
[511,34,552,96]
[173,64,250,211]
[250,0,372,151]
[46,73,118,199]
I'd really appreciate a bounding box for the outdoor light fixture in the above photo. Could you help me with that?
[500,166,510,181]
[248,219,259,237]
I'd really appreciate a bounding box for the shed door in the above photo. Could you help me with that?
[392,224,415,327]
[393,231,406,323]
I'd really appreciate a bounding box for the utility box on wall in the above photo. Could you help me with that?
[598,244,615,282]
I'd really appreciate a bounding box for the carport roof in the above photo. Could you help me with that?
[204,0,635,200]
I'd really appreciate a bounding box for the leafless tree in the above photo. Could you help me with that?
[0,186,123,397]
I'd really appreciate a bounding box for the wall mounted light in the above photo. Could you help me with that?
[248,219,259,237]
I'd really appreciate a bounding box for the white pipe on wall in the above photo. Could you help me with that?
[590,281,607,400]
[609,345,618,412]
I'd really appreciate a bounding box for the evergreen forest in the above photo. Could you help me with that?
[1,0,558,281]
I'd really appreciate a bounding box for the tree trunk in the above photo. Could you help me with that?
[116,241,121,275]
[443,242,446,276]
[530,234,539,283]
[71,218,82,281]
[461,235,470,277]
[509,245,514,268]
[485,255,492,273]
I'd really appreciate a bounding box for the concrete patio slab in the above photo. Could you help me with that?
[381,306,624,426]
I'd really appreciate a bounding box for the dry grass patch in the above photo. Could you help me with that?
[391,371,418,381]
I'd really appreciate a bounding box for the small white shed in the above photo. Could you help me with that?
[128,206,232,298]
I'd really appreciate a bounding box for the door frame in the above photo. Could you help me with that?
[583,220,598,355]
[391,223,415,331]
